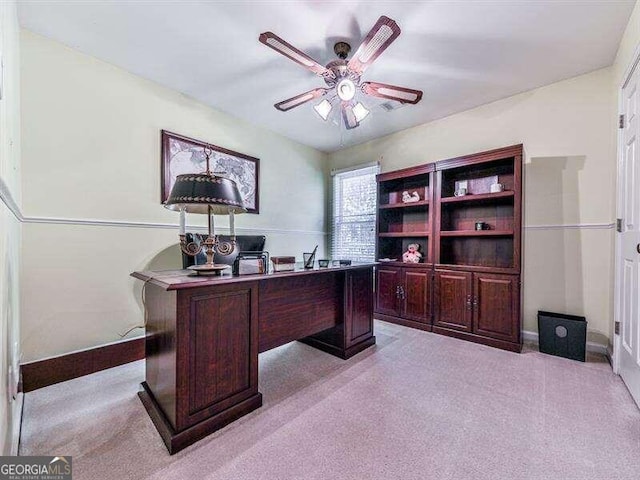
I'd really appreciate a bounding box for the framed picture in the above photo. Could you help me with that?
[161,130,260,213]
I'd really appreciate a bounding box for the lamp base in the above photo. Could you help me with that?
[187,264,230,276]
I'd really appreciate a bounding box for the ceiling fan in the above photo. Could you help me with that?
[258,15,423,130]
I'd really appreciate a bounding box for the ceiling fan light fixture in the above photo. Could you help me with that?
[314,99,332,121]
[260,16,421,134]
[353,102,370,123]
[336,79,356,101]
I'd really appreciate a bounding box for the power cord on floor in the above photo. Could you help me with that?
[119,278,150,338]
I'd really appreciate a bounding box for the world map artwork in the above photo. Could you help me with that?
[167,137,258,212]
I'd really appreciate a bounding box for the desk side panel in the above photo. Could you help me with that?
[176,282,260,430]
[145,284,178,428]
[190,289,253,413]
[345,268,374,347]
[258,273,342,352]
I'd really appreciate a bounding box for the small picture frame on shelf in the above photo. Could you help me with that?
[401,190,421,203]
[454,175,498,196]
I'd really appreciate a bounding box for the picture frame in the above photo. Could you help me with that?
[161,130,260,213]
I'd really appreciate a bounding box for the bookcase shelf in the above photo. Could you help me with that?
[438,236,515,269]
[379,199,430,209]
[379,232,430,238]
[440,191,514,204]
[440,230,513,237]
[377,260,432,268]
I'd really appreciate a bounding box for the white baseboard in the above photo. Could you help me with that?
[522,329,609,356]
[607,344,614,367]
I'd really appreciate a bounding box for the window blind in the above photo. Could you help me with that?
[331,164,379,262]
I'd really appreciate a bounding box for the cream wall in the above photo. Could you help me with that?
[0,0,22,455]
[20,30,329,362]
[330,67,616,344]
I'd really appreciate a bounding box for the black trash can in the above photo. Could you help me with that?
[537,310,587,362]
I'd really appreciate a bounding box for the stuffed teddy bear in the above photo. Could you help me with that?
[402,243,422,263]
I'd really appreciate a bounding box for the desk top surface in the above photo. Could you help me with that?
[132,262,376,291]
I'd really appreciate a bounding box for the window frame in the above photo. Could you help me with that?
[330,163,380,263]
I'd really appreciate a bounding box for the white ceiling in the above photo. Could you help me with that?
[18,0,636,152]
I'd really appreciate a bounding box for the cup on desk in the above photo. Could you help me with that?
[303,252,315,269]
[490,183,504,193]
[454,187,467,197]
[318,259,330,268]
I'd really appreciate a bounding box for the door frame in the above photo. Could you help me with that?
[614,41,640,374]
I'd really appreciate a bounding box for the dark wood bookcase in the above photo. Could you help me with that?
[375,164,435,331]
[374,145,523,352]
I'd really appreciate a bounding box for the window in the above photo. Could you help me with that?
[331,164,379,262]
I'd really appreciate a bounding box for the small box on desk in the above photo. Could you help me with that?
[271,256,296,272]
[538,310,587,362]
[233,252,269,276]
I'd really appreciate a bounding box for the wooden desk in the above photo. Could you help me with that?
[131,264,375,454]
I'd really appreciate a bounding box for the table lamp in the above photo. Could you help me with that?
[164,146,247,275]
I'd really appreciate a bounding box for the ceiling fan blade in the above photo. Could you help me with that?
[274,88,329,111]
[259,32,336,80]
[342,103,359,130]
[347,16,401,75]
[361,82,423,104]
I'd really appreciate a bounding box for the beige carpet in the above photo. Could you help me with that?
[20,321,640,480]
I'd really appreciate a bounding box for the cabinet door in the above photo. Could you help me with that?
[434,270,472,331]
[473,273,519,342]
[402,270,431,323]
[375,266,401,317]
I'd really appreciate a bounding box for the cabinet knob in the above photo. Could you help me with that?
[466,294,472,311]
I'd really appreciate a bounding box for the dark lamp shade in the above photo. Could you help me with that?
[164,173,247,215]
